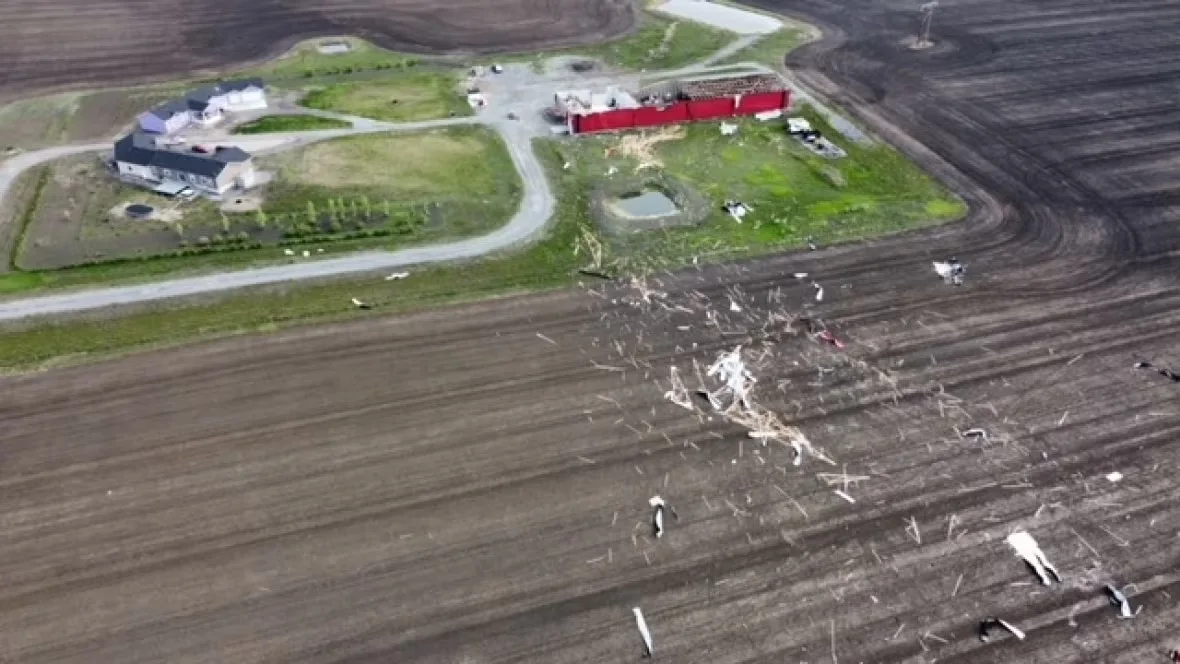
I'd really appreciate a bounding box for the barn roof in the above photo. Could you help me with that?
[676,73,785,100]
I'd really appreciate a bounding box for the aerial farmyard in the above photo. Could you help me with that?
[0,0,1177,662]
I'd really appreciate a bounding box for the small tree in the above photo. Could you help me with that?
[306,201,317,225]
[220,213,231,233]
[255,209,268,227]
[360,195,371,219]
[350,198,360,221]
[174,222,185,239]
[382,199,392,217]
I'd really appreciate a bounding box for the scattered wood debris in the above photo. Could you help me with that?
[979,617,1025,642]
[633,607,654,658]
[1104,584,1134,618]
[1007,531,1062,586]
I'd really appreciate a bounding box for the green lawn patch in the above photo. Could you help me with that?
[238,37,420,81]
[300,71,470,122]
[552,11,736,70]
[715,27,813,68]
[232,115,351,133]
[555,109,965,270]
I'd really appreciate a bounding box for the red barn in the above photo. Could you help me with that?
[554,72,790,135]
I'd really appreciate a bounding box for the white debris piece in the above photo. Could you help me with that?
[351,297,373,310]
[633,607,654,658]
[662,366,695,411]
[1105,584,1134,618]
[1006,531,1062,586]
[720,122,738,135]
[961,427,988,440]
[1105,471,1123,483]
[707,346,756,411]
[933,261,954,280]
[793,272,809,279]
[385,271,410,280]
[787,117,813,134]
[979,617,1026,642]
[650,496,666,538]
[302,250,311,257]
[754,109,783,121]
[283,248,295,256]
[729,298,742,313]
[813,283,824,302]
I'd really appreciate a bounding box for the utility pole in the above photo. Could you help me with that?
[918,1,939,47]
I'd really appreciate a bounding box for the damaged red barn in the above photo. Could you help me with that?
[553,72,790,135]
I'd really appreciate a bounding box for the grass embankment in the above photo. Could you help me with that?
[232,115,351,133]
[549,11,735,70]
[715,26,813,68]
[0,112,967,371]
[3,126,520,290]
[300,71,471,123]
[237,37,421,80]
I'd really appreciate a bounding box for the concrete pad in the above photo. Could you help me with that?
[656,0,782,35]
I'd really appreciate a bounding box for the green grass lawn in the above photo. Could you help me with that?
[550,11,736,70]
[0,126,521,297]
[232,115,351,133]
[715,26,813,68]
[557,109,965,269]
[237,37,420,81]
[300,71,470,122]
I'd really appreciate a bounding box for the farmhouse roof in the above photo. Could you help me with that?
[114,132,252,178]
[148,78,266,117]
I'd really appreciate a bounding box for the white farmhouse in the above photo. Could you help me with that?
[137,78,267,135]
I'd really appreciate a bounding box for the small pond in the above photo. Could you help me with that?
[613,190,678,218]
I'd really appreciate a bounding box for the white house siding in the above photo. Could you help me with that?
[164,113,191,135]
[221,88,267,112]
[117,161,158,181]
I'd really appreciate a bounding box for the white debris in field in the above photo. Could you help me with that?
[650,496,667,538]
[720,122,738,135]
[1104,584,1134,618]
[729,298,742,313]
[1006,531,1062,586]
[793,272,809,279]
[633,607,654,658]
[1105,471,1123,483]
[979,617,1025,642]
[284,248,295,256]
[351,297,372,310]
[385,271,410,280]
[933,261,954,279]
[814,283,824,302]
[663,367,694,411]
[707,346,756,412]
[961,427,988,440]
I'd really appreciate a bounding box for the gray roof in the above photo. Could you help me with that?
[148,78,266,119]
[114,132,252,178]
